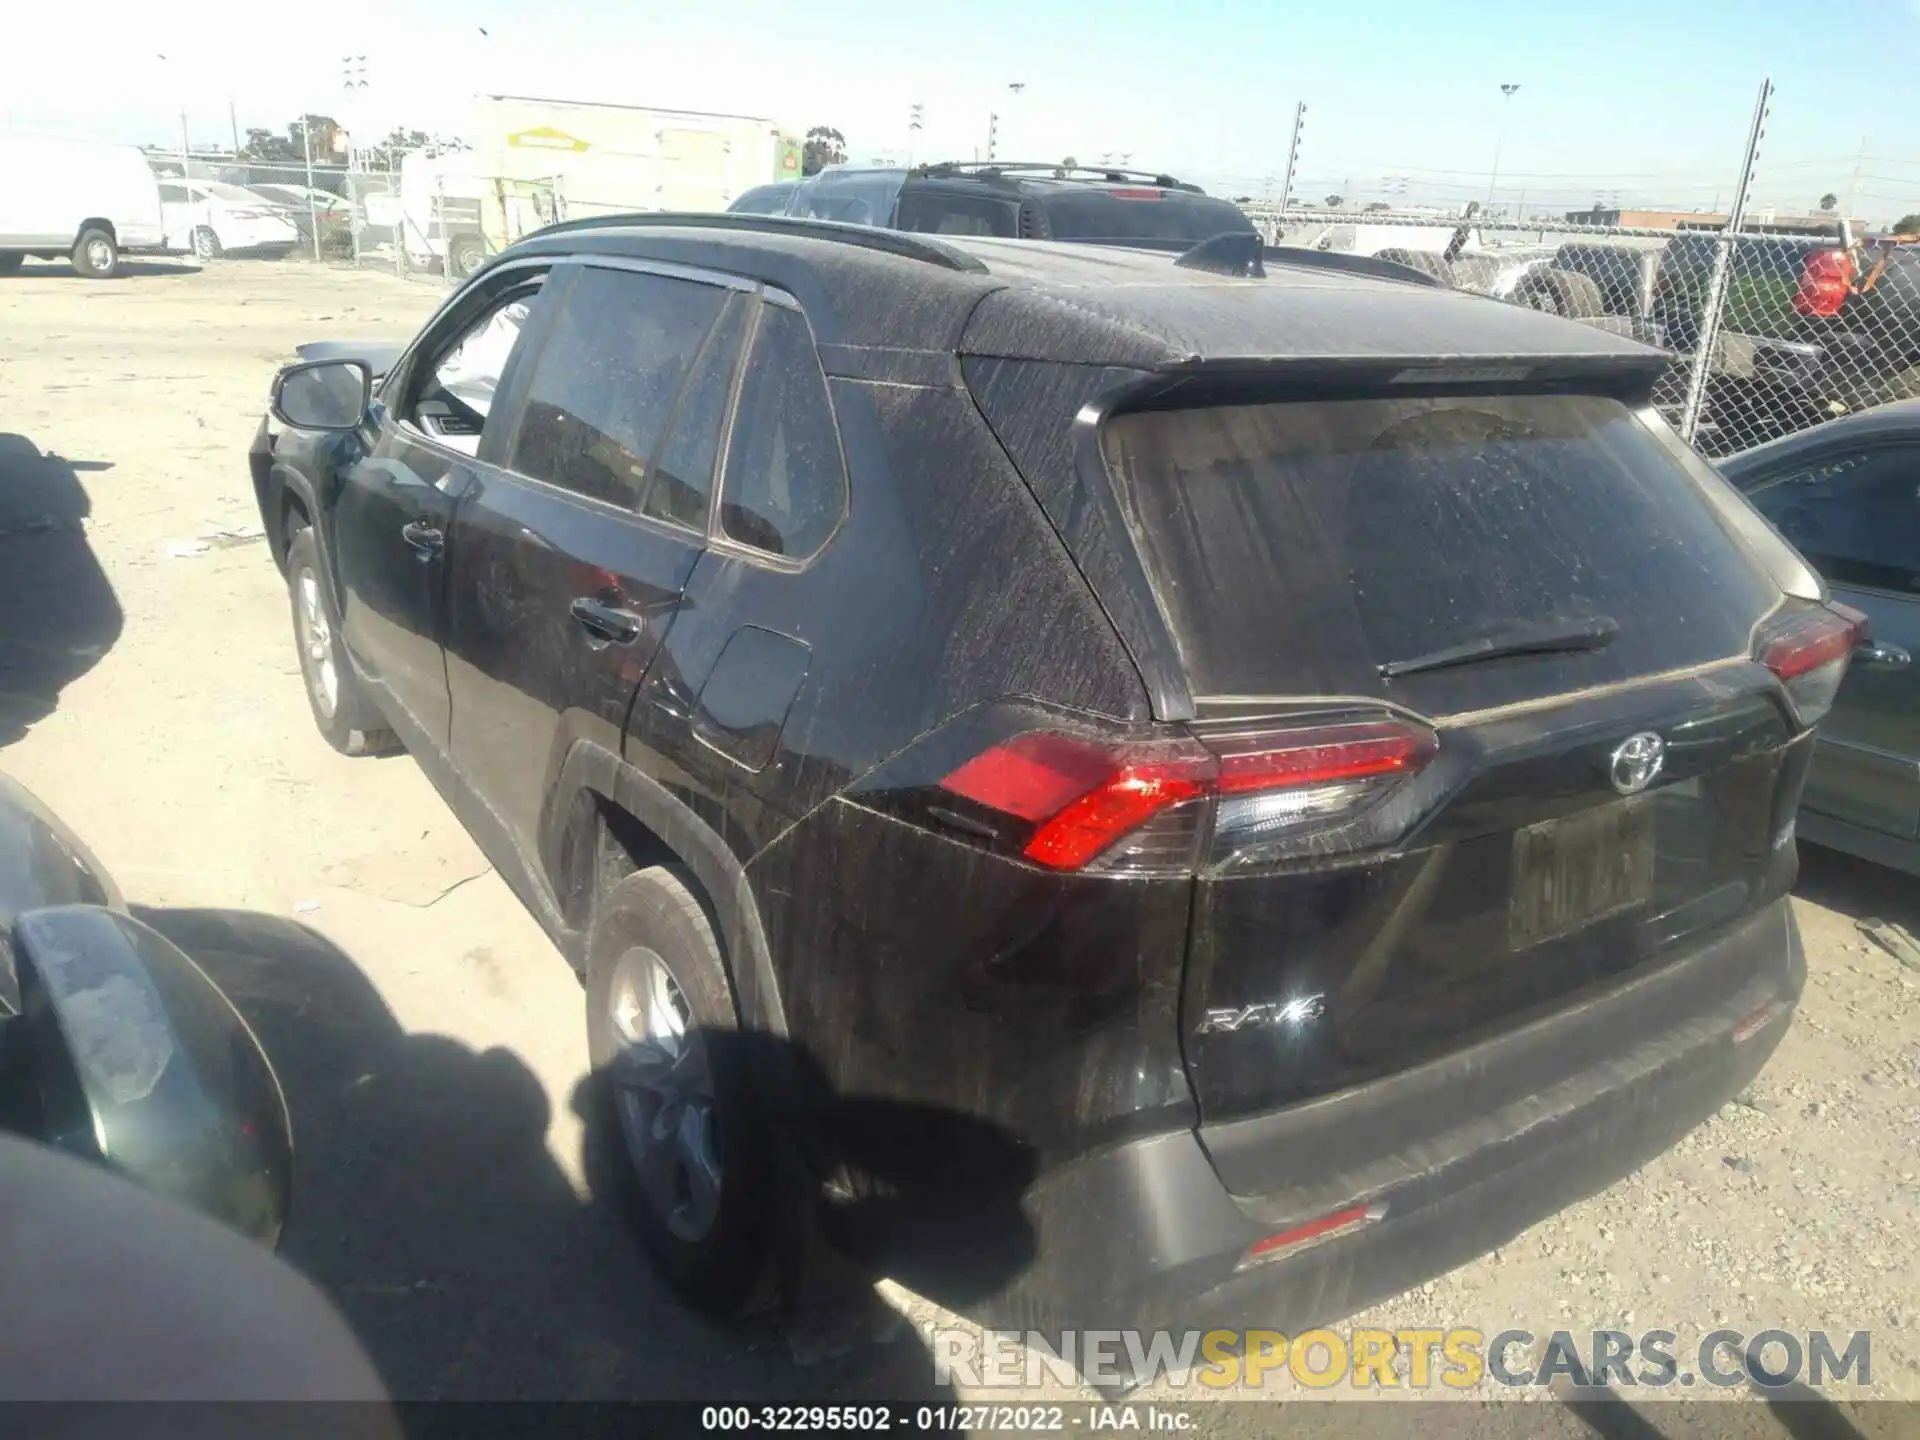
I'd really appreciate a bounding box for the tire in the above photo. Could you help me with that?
[70,227,118,279]
[1517,267,1605,319]
[448,234,486,279]
[585,865,770,1315]
[192,226,222,262]
[285,526,397,757]
[0,252,24,274]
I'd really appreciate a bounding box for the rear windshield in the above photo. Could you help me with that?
[1102,393,1777,709]
[1041,192,1253,242]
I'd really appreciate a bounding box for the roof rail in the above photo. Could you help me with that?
[916,161,1201,193]
[520,211,990,274]
[1068,235,1448,288]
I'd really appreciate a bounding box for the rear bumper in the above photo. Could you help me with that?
[1005,898,1803,1342]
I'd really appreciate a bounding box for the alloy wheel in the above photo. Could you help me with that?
[606,946,723,1243]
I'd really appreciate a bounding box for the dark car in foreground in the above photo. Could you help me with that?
[734,162,1255,244]
[252,213,1838,1372]
[0,773,291,1245]
[1721,402,1920,873]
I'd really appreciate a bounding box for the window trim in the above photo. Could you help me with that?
[704,291,852,572]
[380,255,556,465]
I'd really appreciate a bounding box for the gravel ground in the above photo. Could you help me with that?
[1,258,1913,1429]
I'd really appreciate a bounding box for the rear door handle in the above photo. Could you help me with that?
[1855,639,1912,669]
[570,597,643,645]
[400,520,444,557]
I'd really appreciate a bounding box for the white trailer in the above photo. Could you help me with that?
[411,96,799,276]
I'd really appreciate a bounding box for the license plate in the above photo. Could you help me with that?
[1510,798,1655,949]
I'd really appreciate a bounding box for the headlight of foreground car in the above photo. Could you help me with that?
[0,905,292,1248]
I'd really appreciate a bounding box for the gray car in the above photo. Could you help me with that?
[1721,401,1920,872]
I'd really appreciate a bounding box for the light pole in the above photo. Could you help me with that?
[908,103,923,168]
[1005,82,1025,159]
[155,55,191,180]
[1485,82,1520,213]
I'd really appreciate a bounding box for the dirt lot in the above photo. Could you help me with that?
[1,259,1914,1427]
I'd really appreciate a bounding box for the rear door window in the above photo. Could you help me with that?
[507,266,726,509]
[894,190,1020,236]
[1040,192,1253,242]
[1744,444,1920,592]
[1102,393,1778,709]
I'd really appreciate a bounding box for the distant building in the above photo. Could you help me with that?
[1563,206,1852,236]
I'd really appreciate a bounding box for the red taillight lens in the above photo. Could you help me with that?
[1792,250,1854,318]
[1104,187,1164,200]
[1759,605,1863,728]
[939,718,1437,872]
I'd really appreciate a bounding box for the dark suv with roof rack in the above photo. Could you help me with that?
[731,162,1256,244]
[250,212,1836,1380]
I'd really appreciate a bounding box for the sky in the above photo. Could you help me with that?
[7,0,1920,222]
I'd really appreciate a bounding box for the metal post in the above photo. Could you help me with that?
[392,146,404,279]
[1278,102,1306,221]
[1486,83,1520,212]
[302,119,320,263]
[1679,77,1772,444]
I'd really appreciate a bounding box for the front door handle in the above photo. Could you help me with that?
[1855,639,1912,669]
[400,520,444,557]
[570,597,643,645]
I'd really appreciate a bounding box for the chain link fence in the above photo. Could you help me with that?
[1243,207,1920,457]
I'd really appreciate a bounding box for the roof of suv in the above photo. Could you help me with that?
[509,217,1665,373]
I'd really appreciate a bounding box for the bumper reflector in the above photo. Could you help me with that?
[1238,1200,1388,1271]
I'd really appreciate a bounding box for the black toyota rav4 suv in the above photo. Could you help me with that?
[252,214,1839,1356]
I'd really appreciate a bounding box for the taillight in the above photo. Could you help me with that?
[937,717,1437,873]
[1791,249,1854,318]
[1104,188,1164,200]
[1758,604,1862,728]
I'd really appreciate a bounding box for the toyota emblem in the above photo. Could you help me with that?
[1609,732,1666,795]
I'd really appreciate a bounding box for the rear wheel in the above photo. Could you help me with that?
[192,226,221,262]
[285,526,397,756]
[70,227,118,279]
[448,233,486,279]
[585,865,771,1315]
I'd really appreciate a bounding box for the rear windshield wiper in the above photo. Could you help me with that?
[1379,616,1620,680]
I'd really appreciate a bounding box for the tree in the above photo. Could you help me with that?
[1819,192,1838,212]
[1324,194,1344,208]
[802,126,847,176]
[1895,213,1920,235]
[286,115,344,162]
[1060,155,1078,171]
[1364,201,1391,212]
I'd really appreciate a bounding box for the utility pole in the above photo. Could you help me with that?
[228,98,240,156]
[986,113,999,162]
[1278,102,1306,217]
[1486,83,1520,212]
[1846,135,1869,221]
[908,103,923,168]
[1680,76,1771,444]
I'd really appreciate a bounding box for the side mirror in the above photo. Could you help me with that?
[0,905,291,1247]
[272,358,371,431]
